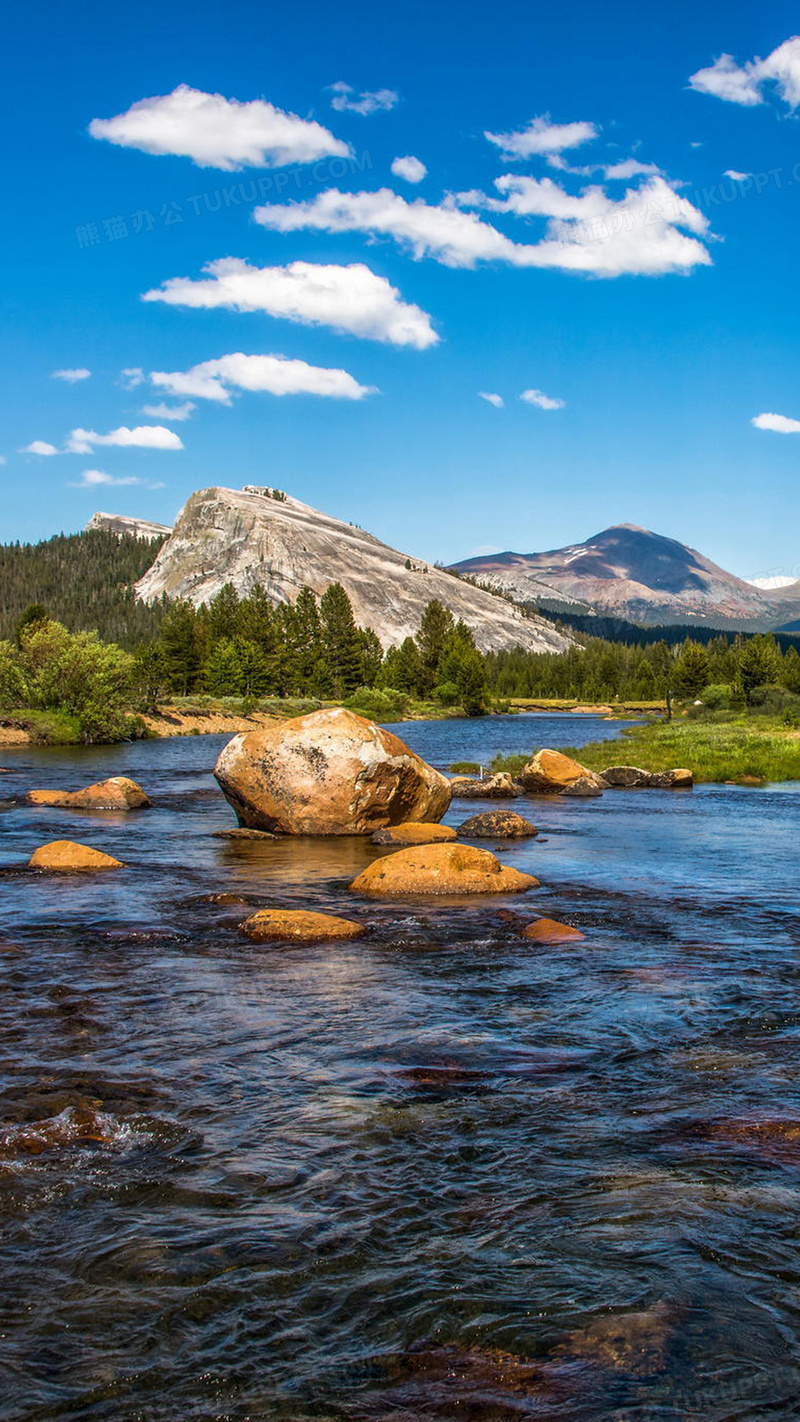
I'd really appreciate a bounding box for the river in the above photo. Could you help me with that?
[1,713,800,1420]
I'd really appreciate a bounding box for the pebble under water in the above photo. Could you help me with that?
[2,714,800,1421]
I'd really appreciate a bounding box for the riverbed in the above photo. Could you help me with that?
[1,713,800,1420]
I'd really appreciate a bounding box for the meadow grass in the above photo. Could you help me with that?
[491,714,800,784]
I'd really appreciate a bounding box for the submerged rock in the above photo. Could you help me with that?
[522,917,585,943]
[364,1342,568,1417]
[371,822,457,845]
[28,840,124,871]
[457,810,538,838]
[239,908,366,943]
[703,1115,800,1164]
[213,827,279,840]
[601,765,693,789]
[351,842,539,896]
[27,777,150,810]
[448,772,519,798]
[214,707,451,835]
[555,1301,676,1376]
[0,1105,124,1156]
[519,749,607,795]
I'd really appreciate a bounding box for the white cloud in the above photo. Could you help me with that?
[89,83,351,170]
[724,169,752,181]
[485,115,599,161]
[120,367,145,389]
[52,367,91,382]
[479,392,504,407]
[150,353,375,403]
[329,82,398,116]
[66,426,184,453]
[603,159,660,180]
[752,411,800,433]
[689,36,800,109]
[142,257,438,348]
[140,401,196,421]
[0,455,6,465]
[469,544,502,556]
[69,469,166,490]
[255,177,712,277]
[391,155,427,183]
[521,388,565,410]
[20,440,59,455]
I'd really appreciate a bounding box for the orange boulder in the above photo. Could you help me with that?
[522,917,585,943]
[28,777,150,810]
[28,840,124,871]
[519,749,606,795]
[351,842,539,896]
[371,822,457,846]
[239,908,366,943]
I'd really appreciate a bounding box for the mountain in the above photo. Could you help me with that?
[453,524,800,631]
[86,511,173,539]
[135,485,572,653]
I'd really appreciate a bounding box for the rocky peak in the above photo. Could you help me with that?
[134,485,572,653]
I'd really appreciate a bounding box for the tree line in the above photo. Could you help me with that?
[487,631,800,706]
[135,584,490,714]
[0,529,166,648]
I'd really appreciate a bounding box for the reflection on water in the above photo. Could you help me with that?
[1,715,800,1420]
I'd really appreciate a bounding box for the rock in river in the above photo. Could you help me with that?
[28,840,124,871]
[239,909,366,943]
[351,842,539,896]
[27,777,150,810]
[448,772,519,798]
[522,917,585,943]
[371,822,457,846]
[457,810,538,838]
[214,707,451,836]
[519,748,607,795]
[601,765,693,789]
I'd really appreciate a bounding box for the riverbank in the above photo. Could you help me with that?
[565,713,800,784]
[0,695,459,747]
[508,697,665,716]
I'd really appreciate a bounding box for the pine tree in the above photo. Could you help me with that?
[203,638,244,695]
[160,600,203,694]
[415,600,454,695]
[319,583,363,696]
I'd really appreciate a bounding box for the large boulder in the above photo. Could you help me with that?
[350,842,539,895]
[519,749,607,795]
[27,777,150,810]
[371,822,457,846]
[448,772,520,798]
[239,909,366,943]
[457,811,538,838]
[29,840,124,871]
[214,707,451,836]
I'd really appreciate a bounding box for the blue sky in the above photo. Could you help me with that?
[3,0,800,583]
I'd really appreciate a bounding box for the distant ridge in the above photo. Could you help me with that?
[453,524,800,632]
[86,511,172,540]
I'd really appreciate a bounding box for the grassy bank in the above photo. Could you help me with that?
[567,715,800,784]
[0,692,462,746]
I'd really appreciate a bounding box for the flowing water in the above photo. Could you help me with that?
[2,713,800,1421]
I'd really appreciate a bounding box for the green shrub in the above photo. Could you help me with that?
[450,761,481,774]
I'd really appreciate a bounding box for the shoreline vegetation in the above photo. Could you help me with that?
[492,712,800,786]
[4,579,800,783]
